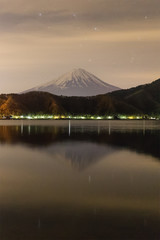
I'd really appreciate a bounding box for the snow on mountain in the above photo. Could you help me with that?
[23,68,120,96]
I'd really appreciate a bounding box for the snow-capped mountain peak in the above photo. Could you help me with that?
[23,68,120,96]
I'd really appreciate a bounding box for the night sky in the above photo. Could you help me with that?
[0,0,160,93]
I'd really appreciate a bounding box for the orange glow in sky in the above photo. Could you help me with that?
[0,0,160,93]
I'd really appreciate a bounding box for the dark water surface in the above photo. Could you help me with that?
[0,120,160,240]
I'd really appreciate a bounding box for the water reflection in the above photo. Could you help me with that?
[0,121,159,165]
[0,120,160,240]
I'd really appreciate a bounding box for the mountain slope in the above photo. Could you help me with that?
[110,78,160,114]
[0,78,160,116]
[24,68,120,96]
[0,92,141,116]
[0,92,65,115]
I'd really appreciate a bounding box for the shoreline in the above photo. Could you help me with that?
[0,118,160,121]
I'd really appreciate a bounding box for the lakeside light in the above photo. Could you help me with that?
[128,116,134,119]
[3,114,160,120]
[54,116,60,119]
[13,116,19,119]
[119,115,127,120]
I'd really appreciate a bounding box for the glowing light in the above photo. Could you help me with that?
[107,116,113,119]
[119,115,127,119]
[54,115,60,119]
[128,116,134,119]
[4,114,160,121]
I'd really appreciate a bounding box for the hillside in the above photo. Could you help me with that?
[0,78,160,117]
[110,78,160,114]
[0,92,65,116]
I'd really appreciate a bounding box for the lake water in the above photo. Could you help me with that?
[0,120,160,240]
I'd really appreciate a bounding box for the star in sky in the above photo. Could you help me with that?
[72,13,77,17]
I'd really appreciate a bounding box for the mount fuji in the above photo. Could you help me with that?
[23,68,120,96]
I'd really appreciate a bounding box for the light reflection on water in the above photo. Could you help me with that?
[0,120,160,240]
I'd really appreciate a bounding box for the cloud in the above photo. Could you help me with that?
[0,0,160,34]
[0,0,160,93]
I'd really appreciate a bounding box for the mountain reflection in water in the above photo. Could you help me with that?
[0,120,160,240]
[0,120,159,167]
